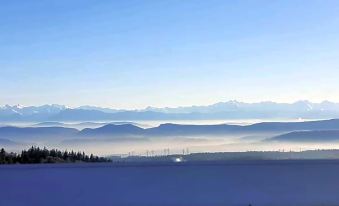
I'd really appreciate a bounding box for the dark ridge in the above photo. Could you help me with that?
[0,126,78,139]
[268,130,339,142]
[78,124,145,137]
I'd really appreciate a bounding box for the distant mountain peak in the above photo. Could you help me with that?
[2,100,339,121]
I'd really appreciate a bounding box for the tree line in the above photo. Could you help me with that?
[0,147,111,164]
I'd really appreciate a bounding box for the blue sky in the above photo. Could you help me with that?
[1,0,339,109]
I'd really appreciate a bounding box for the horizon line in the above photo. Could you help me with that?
[1,99,338,111]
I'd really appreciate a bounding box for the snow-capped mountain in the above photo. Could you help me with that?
[77,106,123,113]
[0,104,67,116]
[142,100,339,114]
[2,101,339,122]
[0,104,67,121]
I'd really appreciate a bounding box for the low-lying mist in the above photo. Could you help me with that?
[4,134,339,156]
[3,119,339,156]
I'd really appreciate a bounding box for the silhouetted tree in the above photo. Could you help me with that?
[0,147,111,164]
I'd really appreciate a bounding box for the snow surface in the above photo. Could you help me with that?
[1,160,339,206]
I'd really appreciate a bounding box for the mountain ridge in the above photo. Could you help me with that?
[2,119,339,140]
[2,101,339,121]
[269,130,339,142]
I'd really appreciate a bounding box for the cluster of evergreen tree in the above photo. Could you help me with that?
[0,147,111,164]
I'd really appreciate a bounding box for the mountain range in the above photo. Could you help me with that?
[2,119,339,142]
[2,100,339,121]
[270,130,339,142]
[78,119,339,138]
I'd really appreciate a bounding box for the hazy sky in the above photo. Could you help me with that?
[1,0,339,109]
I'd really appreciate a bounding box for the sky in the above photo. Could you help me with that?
[1,0,339,109]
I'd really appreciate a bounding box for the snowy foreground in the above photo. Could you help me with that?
[1,160,339,206]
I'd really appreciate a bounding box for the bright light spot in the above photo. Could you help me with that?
[174,157,183,162]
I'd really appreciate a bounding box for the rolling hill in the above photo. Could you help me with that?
[78,119,339,137]
[2,119,339,140]
[269,130,339,142]
[0,126,78,140]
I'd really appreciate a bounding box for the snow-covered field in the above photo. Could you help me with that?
[1,160,339,206]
